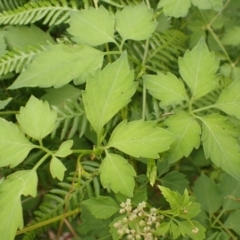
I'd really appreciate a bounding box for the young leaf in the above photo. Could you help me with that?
[99,153,136,197]
[81,196,120,219]
[157,0,191,18]
[115,3,157,41]
[50,156,67,181]
[16,96,57,141]
[200,114,240,181]
[9,44,103,89]
[147,159,157,186]
[0,97,12,110]
[55,140,73,157]
[82,52,137,136]
[179,38,219,100]
[165,111,201,163]
[0,170,38,240]
[68,6,116,46]
[178,220,205,240]
[215,80,240,120]
[0,118,35,168]
[143,72,188,108]
[193,173,222,215]
[107,120,175,158]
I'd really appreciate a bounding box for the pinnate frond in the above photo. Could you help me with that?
[0,0,78,26]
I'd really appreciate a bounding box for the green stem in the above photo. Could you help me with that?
[104,51,122,56]
[33,153,51,170]
[192,104,216,113]
[0,110,19,115]
[15,208,80,236]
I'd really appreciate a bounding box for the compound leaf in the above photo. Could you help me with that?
[215,80,240,120]
[55,140,73,157]
[107,120,175,158]
[50,156,67,181]
[143,72,188,108]
[82,52,137,137]
[16,96,57,141]
[81,196,120,219]
[0,170,37,240]
[99,153,136,197]
[115,3,157,41]
[193,173,222,215]
[165,111,201,163]
[0,118,35,168]
[201,114,240,181]
[179,38,219,100]
[158,0,191,18]
[68,6,116,46]
[9,44,103,89]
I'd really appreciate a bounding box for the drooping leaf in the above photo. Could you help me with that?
[0,118,35,168]
[82,52,137,136]
[0,97,12,110]
[157,0,191,18]
[178,220,206,240]
[224,210,240,235]
[55,140,73,157]
[81,196,120,219]
[115,3,157,41]
[0,170,38,240]
[179,38,219,100]
[191,0,223,11]
[50,156,67,181]
[160,171,189,194]
[16,96,57,140]
[193,173,222,215]
[107,120,175,158]
[215,80,240,120]
[143,72,188,108]
[9,44,103,89]
[99,153,136,197]
[68,6,116,46]
[165,111,201,163]
[200,114,240,181]
[221,27,240,46]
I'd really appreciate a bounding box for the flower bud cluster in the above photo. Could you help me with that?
[113,199,163,240]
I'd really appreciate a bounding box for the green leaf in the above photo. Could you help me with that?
[221,27,240,46]
[81,196,120,219]
[16,96,57,141]
[191,0,223,10]
[170,221,181,239]
[0,34,6,57]
[201,114,240,181]
[155,222,171,236]
[55,140,73,157]
[107,120,175,158]
[82,52,137,136]
[219,173,240,211]
[147,159,157,186]
[158,0,191,18]
[178,220,206,240]
[160,171,189,194]
[99,153,136,197]
[0,118,35,168]
[50,156,67,181]
[68,6,115,46]
[179,38,219,100]
[165,111,201,163]
[0,97,12,110]
[224,210,240,235]
[215,80,240,120]
[143,72,188,107]
[115,3,157,41]
[9,44,103,89]
[193,173,222,215]
[0,170,38,240]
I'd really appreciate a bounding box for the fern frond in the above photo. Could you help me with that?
[52,98,88,140]
[0,0,27,11]
[0,0,78,26]
[126,29,187,75]
[0,45,45,75]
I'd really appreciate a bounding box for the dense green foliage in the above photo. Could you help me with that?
[0,0,240,239]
